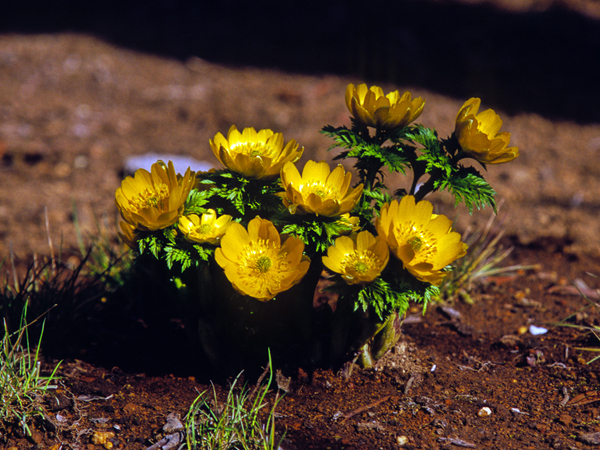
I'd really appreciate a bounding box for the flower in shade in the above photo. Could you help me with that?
[209,125,303,179]
[215,217,310,301]
[115,160,195,231]
[322,231,389,285]
[118,221,138,249]
[280,160,363,217]
[178,209,233,245]
[454,98,519,164]
[375,196,467,285]
[345,83,425,130]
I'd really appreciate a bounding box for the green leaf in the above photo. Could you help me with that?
[436,167,497,213]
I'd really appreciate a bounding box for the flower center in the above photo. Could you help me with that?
[300,181,339,200]
[130,184,170,212]
[342,251,380,275]
[232,142,273,159]
[408,236,423,252]
[395,222,438,261]
[196,224,213,235]
[255,255,272,273]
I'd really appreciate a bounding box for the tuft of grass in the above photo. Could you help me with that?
[0,303,60,436]
[556,274,600,364]
[439,209,540,303]
[184,353,283,450]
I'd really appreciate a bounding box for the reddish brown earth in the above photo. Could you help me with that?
[2,1,600,448]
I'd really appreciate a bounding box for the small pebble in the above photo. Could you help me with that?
[478,406,492,417]
[397,435,409,446]
[529,325,548,335]
[91,430,115,449]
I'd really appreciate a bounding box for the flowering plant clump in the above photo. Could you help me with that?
[115,85,518,371]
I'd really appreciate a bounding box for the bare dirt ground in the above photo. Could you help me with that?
[1,0,600,448]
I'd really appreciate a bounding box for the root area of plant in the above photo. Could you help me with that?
[2,247,599,450]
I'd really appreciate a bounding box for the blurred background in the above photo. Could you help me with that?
[2,0,599,122]
[0,0,599,258]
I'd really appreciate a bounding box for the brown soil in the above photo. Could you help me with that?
[2,1,600,448]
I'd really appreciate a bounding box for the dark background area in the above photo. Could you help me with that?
[1,0,599,122]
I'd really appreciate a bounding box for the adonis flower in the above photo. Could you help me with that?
[210,125,303,179]
[115,160,195,231]
[345,83,425,130]
[376,196,467,285]
[215,217,310,301]
[455,98,519,164]
[178,209,233,245]
[280,160,363,217]
[323,231,389,286]
[118,221,138,249]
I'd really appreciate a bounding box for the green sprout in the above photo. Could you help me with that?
[184,353,283,450]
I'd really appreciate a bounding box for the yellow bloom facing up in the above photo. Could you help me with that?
[455,98,519,164]
[323,231,389,285]
[210,125,303,179]
[215,217,311,301]
[178,209,233,245]
[375,196,467,286]
[345,83,425,130]
[280,160,363,217]
[115,160,195,231]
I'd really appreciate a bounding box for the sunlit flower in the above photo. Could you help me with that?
[345,83,425,130]
[280,160,363,217]
[118,221,138,249]
[215,217,310,301]
[210,125,303,179]
[455,98,519,164]
[178,210,233,245]
[323,231,389,285]
[115,160,195,231]
[375,196,467,285]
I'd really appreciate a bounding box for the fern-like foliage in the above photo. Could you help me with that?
[435,167,497,213]
[199,170,283,220]
[322,125,410,175]
[280,214,355,256]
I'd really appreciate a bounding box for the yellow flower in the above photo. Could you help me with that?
[375,196,467,285]
[455,98,519,164]
[323,231,389,285]
[215,217,311,301]
[178,210,233,245]
[280,160,363,217]
[345,83,425,130]
[115,160,195,231]
[210,125,303,179]
[118,221,138,249]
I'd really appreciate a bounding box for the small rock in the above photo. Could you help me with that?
[478,406,492,417]
[579,431,600,445]
[91,430,115,449]
[397,435,409,446]
[529,325,548,335]
[163,413,184,433]
[558,414,573,426]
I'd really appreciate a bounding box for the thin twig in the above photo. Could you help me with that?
[339,395,391,421]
